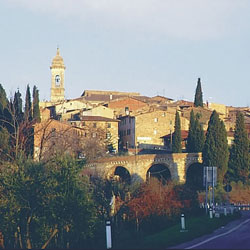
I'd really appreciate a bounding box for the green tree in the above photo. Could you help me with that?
[24,84,32,122]
[0,127,12,161]
[227,112,250,183]
[0,83,11,133]
[194,78,203,107]
[186,110,195,152]
[0,84,8,112]
[13,90,23,124]
[32,85,41,123]
[193,113,205,152]
[0,155,99,249]
[172,111,182,153]
[202,110,229,184]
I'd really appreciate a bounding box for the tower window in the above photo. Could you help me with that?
[55,75,61,86]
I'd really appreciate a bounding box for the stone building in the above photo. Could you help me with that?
[34,119,78,161]
[106,96,149,117]
[68,116,119,151]
[207,102,227,118]
[81,105,115,119]
[119,109,189,150]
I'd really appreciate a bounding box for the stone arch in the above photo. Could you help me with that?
[108,166,131,184]
[185,162,203,190]
[146,163,171,183]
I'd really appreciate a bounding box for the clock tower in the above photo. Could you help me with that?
[50,48,65,102]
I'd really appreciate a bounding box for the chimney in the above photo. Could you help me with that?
[110,94,113,100]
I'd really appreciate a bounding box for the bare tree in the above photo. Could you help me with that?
[34,120,110,162]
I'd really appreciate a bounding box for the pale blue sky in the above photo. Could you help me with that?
[0,0,250,107]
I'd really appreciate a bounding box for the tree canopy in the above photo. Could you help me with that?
[202,110,229,184]
[0,155,98,249]
[227,112,250,183]
[194,78,203,107]
[172,111,182,153]
[32,85,41,123]
[24,84,32,122]
[186,110,205,153]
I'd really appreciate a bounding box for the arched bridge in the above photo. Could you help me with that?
[83,153,203,183]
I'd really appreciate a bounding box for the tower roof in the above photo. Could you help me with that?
[50,48,65,69]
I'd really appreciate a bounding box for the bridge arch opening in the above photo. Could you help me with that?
[147,164,171,184]
[186,163,203,190]
[113,166,131,184]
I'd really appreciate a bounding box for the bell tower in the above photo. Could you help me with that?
[50,48,65,102]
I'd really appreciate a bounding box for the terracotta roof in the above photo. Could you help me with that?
[81,90,140,97]
[161,130,189,140]
[151,95,174,101]
[72,116,119,122]
[81,94,138,103]
[175,100,194,106]
[107,96,148,104]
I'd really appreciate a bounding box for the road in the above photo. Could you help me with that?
[170,211,250,249]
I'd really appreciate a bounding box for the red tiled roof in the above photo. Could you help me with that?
[161,130,189,139]
[78,116,119,122]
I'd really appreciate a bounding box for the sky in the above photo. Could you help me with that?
[0,0,250,107]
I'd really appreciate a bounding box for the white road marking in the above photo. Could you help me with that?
[185,218,250,249]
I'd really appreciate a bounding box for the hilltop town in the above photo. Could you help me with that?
[0,48,249,250]
[35,48,250,161]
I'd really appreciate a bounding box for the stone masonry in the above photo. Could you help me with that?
[83,152,202,183]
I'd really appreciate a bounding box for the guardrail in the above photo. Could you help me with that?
[200,203,250,215]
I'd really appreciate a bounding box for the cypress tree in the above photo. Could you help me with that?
[0,84,9,128]
[227,112,250,183]
[24,84,32,122]
[172,111,182,153]
[186,110,195,152]
[194,114,205,152]
[32,86,41,123]
[202,110,229,184]
[0,84,8,112]
[194,78,203,107]
[13,90,23,124]
[187,110,205,153]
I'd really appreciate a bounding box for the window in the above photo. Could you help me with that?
[107,123,111,128]
[154,118,158,122]
[106,132,111,139]
[92,132,97,138]
[93,123,97,128]
[154,129,157,135]
[55,75,60,86]
[82,121,85,126]
[127,129,131,135]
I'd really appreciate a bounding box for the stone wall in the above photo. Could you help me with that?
[84,152,202,184]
